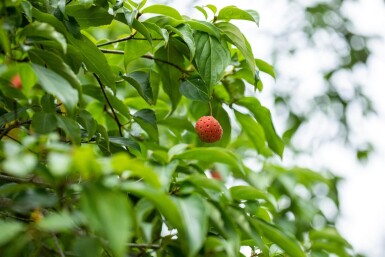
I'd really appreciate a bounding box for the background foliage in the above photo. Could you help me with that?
[0,0,362,256]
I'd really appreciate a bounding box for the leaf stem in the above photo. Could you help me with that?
[96,32,137,47]
[93,73,123,137]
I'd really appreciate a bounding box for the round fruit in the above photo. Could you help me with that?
[195,115,223,143]
[11,75,22,89]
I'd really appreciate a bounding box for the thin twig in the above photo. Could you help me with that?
[127,243,161,249]
[0,174,51,188]
[52,233,65,257]
[93,73,123,137]
[0,120,31,139]
[96,32,137,47]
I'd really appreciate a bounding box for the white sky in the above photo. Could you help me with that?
[150,0,385,255]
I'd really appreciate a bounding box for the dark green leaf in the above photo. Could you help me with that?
[165,24,195,60]
[236,97,284,157]
[133,109,158,142]
[57,115,81,144]
[66,5,113,28]
[109,136,141,153]
[217,6,260,26]
[179,77,209,102]
[185,20,220,38]
[141,4,183,20]
[31,112,57,134]
[77,110,98,140]
[122,71,154,105]
[124,38,151,66]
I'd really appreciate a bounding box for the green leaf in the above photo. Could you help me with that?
[31,112,57,134]
[0,221,24,246]
[217,6,260,26]
[0,106,31,128]
[38,211,76,232]
[143,21,169,44]
[252,219,306,257]
[124,38,151,66]
[195,6,208,19]
[32,64,79,114]
[132,19,152,45]
[194,32,230,87]
[66,5,113,28]
[255,59,276,79]
[109,136,141,153]
[216,22,256,80]
[206,4,217,14]
[179,77,209,102]
[57,115,81,144]
[175,195,208,257]
[68,35,115,90]
[77,110,98,140]
[20,21,67,53]
[141,4,183,20]
[230,185,275,209]
[154,39,184,110]
[122,71,154,105]
[234,110,272,157]
[133,109,159,142]
[165,24,195,60]
[185,20,221,38]
[81,184,133,257]
[173,147,245,177]
[236,97,284,157]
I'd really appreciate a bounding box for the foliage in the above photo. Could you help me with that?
[0,1,355,257]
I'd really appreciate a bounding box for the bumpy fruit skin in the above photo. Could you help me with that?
[11,75,22,89]
[195,116,223,143]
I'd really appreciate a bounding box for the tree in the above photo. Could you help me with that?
[0,1,356,257]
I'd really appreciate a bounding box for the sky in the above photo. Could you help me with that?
[149,0,385,255]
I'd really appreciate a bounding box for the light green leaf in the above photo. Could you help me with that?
[81,184,133,257]
[255,59,276,79]
[20,21,67,53]
[31,112,57,134]
[66,5,113,28]
[38,211,76,232]
[236,97,284,157]
[173,147,245,177]
[234,110,272,157]
[206,4,217,14]
[0,221,24,246]
[175,195,208,257]
[133,109,158,142]
[122,71,154,105]
[57,115,81,144]
[195,6,208,19]
[132,19,153,45]
[142,4,183,20]
[185,20,221,38]
[216,22,256,80]
[143,21,169,44]
[194,32,230,87]
[252,219,306,257]
[217,6,260,26]
[179,77,209,102]
[230,185,276,209]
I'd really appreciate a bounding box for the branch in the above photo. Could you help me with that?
[52,233,66,257]
[0,120,31,139]
[127,243,161,249]
[0,173,51,188]
[93,73,123,137]
[97,32,137,47]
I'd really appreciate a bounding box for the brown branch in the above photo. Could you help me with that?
[0,173,51,188]
[0,120,31,139]
[93,73,123,137]
[97,32,137,47]
[127,243,161,249]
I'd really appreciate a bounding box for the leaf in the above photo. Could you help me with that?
[68,35,115,90]
[255,59,276,79]
[32,64,79,114]
[216,22,256,80]
[122,71,154,105]
[236,97,284,157]
[133,109,159,142]
[124,38,151,66]
[109,136,141,153]
[217,6,260,26]
[206,4,217,14]
[77,110,98,140]
[31,112,57,134]
[175,195,208,257]
[132,19,152,45]
[194,32,230,87]
[143,21,169,44]
[230,186,275,209]
[234,110,272,157]
[173,147,245,177]
[185,20,220,38]
[195,6,208,19]
[81,184,133,257]
[141,4,183,20]
[57,115,81,144]
[20,21,67,53]
[0,106,31,128]
[38,211,76,232]
[0,221,24,246]
[165,24,195,60]
[66,5,113,28]
[179,77,209,102]
[252,219,306,257]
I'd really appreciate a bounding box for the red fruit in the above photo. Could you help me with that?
[195,116,223,143]
[210,170,222,180]
[11,75,22,89]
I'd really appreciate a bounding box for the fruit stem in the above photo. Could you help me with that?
[209,101,212,116]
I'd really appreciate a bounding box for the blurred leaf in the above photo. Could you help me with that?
[180,77,209,102]
[217,6,260,26]
[77,109,98,140]
[38,211,76,232]
[81,184,133,257]
[0,221,24,246]
[109,136,141,153]
[57,115,81,144]
[32,64,79,114]
[31,112,57,134]
[194,32,230,87]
